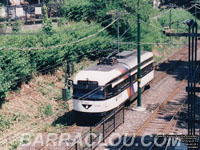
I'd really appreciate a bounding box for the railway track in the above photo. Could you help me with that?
[153,45,188,85]
[37,124,90,150]
[94,46,190,149]
[0,45,190,150]
[118,79,187,150]
[115,46,192,150]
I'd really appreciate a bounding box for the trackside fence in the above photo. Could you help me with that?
[68,106,125,150]
[1,4,61,24]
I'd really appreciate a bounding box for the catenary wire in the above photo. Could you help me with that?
[0,19,117,51]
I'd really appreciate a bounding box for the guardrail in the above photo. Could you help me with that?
[69,105,125,150]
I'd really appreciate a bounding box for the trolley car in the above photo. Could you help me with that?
[73,50,154,116]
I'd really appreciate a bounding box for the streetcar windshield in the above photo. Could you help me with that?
[73,83,105,100]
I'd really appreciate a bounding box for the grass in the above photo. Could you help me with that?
[154,55,163,63]
[37,80,61,100]
[9,140,20,150]
[44,104,53,116]
[0,112,28,133]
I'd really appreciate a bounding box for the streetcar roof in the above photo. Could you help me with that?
[73,50,153,86]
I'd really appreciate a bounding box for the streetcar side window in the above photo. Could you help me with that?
[141,63,153,77]
[106,62,153,98]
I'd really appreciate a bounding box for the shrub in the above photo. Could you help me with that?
[158,8,200,32]
[42,4,54,35]
[0,22,115,101]
[0,23,7,33]
[12,20,22,33]
[44,104,53,116]
[61,0,94,21]
[57,17,66,27]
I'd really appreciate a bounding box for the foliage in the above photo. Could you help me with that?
[57,17,66,27]
[60,0,165,50]
[44,104,53,116]
[0,22,114,101]
[42,4,54,35]
[0,23,7,33]
[61,0,94,21]
[0,112,27,133]
[0,0,196,102]
[12,20,22,33]
[9,140,20,150]
[157,8,200,32]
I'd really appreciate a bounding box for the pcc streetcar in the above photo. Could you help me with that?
[73,50,154,116]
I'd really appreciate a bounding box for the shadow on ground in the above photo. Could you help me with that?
[52,110,102,127]
[156,60,188,81]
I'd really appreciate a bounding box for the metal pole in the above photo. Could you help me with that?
[117,12,120,53]
[15,5,17,21]
[113,110,116,132]
[169,8,172,29]
[137,0,141,107]
[191,25,195,135]
[177,21,179,33]
[6,0,9,21]
[75,142,78,150]
[103,120,105,143]
[90,127,92,150]
[195,0,197,21]
[188,24,191,135]
[123,106,125,123]
[62,60,71,101]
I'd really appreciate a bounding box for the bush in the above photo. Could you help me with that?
[0,22,115,101]
[44,104,53,116]
[158,8,200,32]
[57,17,66,27]
[0,50,33,99]
[12,20,22,33]
[0,23,7,33]
[42,4,54,35]
[61,0,94,21]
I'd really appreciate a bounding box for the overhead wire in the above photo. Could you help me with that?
[0,19,117,51]
[0,17,118,100]
[111,41,187,46]
[3,48,116,88]
[0,17,114,36]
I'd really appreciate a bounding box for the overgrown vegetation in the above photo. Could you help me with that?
[9,140,20,150]
[0,0,199,102]
[12,21,22,33]
[0,112,28,132]
[42,4,54,35]
[0,22,115,100]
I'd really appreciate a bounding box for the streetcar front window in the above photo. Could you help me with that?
[73,89,105,100]
[73,82,105,100]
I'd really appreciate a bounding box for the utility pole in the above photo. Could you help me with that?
[195,0,197,21]
[169,8,172,29]
[117,12,120,53]
[62,60,74,101]
[137,0,142,107]
[107,11,129,53]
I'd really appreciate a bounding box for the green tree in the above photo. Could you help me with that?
[42,4,54,35]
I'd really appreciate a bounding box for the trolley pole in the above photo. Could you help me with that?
[137,0,142,107]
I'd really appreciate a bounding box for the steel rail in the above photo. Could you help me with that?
[118,50,190,150]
